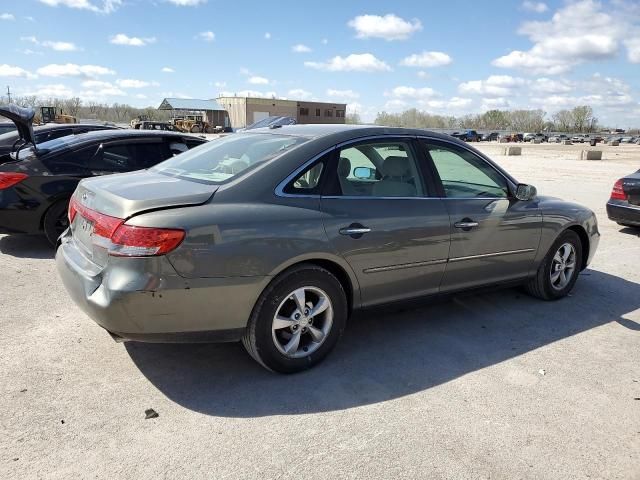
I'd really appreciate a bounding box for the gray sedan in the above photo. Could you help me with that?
[56,125,600,373]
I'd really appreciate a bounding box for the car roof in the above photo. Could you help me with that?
[40,128,204,150]
[245,123,458,142]
[33,123,117,132]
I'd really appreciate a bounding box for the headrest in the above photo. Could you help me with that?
[382,156,409,177]
[338,157,351,177]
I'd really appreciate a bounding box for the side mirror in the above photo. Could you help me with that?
[353,166,376,180]
[515,183,537,201]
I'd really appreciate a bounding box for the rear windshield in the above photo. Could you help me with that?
[152,133,309,184]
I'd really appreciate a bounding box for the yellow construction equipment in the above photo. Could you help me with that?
[39,106,77,124]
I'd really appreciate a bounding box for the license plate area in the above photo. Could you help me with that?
[73,214,95,252]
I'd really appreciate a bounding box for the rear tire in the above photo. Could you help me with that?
[43,200,70,246]
[525,230,583,300]
[242,264,347,373]
[190,125,201,133]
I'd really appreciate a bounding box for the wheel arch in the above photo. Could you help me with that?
[566,224,590,271]
[39,194,71,231]
[267,254,360,314]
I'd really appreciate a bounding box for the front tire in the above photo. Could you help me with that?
[525,230,583,300]
[242,264,347,373]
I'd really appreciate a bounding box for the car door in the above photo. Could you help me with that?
[420,138,542,291]
[320,137,451,307]
[88,139,170,175]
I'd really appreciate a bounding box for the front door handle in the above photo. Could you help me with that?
[454,219,479,230]
[339,224,371,238]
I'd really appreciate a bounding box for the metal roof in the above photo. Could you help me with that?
[158,98,225,111]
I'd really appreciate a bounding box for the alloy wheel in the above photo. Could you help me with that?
[271,286,333,358]
[550,242,577,290]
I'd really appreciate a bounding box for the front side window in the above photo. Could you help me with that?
[426,142,509,198]
[92,144,135,172]
[333,141,425,197]
[153,133,309,184]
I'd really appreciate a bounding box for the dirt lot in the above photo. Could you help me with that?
[1,142,639,479]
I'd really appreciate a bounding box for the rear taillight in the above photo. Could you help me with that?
[109,225,185,257]
[0,172,28,190]
[610,179,627,201]
[69,195,184,257]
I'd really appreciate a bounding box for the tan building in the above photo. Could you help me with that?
[216,96,346,129]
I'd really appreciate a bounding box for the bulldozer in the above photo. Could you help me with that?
[39,106,77,124]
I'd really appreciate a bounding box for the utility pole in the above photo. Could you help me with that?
[6,85,11,103]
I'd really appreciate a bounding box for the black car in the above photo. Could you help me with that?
[0,105,207,244]
[0,120,118,160]
[607,170,640,228]
[481,132,499,141]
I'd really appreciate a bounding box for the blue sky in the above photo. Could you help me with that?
[1,0,639,126]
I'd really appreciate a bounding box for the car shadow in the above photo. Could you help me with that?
[0,234,54,259]
[125,269,639,417]
[619,226,640,236]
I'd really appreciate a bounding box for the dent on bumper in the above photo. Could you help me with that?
[56,239,270,341]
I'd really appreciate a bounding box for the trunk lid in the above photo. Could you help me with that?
[74,170,218,219]
[71,170,217,265]
[624,170,640,206]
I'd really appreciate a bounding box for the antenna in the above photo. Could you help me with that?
[6,85,11,104]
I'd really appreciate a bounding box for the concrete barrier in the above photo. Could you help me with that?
[563,140,573,145]
[498,138,509,143]
[609,141,620,146]
[503,146,522,156]
[580,150,602,160]
[533,139,542,144]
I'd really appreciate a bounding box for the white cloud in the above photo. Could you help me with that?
[292,44,312,53]
[110,33,156,46]
[304,53,391,72]
[248,76,269,85]
[492,1,627,74]
[458,75,526,97]
[347,14,422,41]
[198,31,215,42]
[38,0,122,14]
[321,38,328,45]
[161,67,174,73]
[327,89,360,100]
[214,81,226,88]
[166,0,206,5]
[387,86,437,100]
[116,78,158,88]
[135,93,147,99]
[264,32,271,40]
[37,63,115,78]
[219,90,278,98]
[24,83,74,98]
[482,97,511,109]
[42,40,79,51]
[288,89,313,99]
[626,37,640,63]
[24,16,35,21]
[530,77,574,94]
[0,64,36,79]
[521,1,548,13]
[81,80,112,88]
[21,37,80,51]
[399,51,452,68]
[417,71,430,79]
[1,13,15,20]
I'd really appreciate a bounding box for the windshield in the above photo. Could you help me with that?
[152,133,309,184]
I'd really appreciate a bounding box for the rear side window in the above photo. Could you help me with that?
[91,144,135,172]
[42,146,98,175]
[131,143,171,169]
[153,133,309,184]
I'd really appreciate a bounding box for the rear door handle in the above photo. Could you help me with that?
[339,224,371,237]
[454,219,479,230]
[339,227,371,235]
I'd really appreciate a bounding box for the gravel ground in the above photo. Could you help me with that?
[1,142,639,479]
